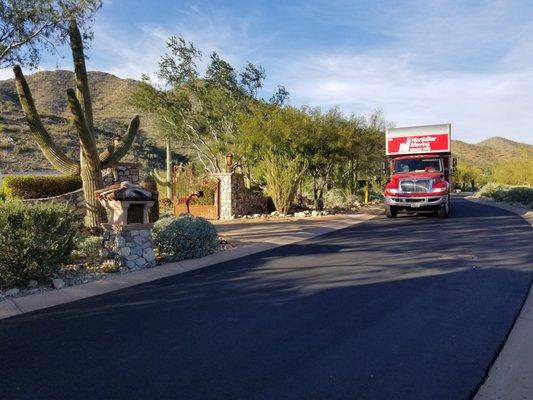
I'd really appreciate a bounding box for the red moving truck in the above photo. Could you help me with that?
[383,124,453,218]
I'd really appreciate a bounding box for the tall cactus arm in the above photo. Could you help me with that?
[66,88,101,170]
[69,19,93,133]
[99,144,115,164]
[101,115,140,168]
[151,168,171,187]
[12,65,79,175]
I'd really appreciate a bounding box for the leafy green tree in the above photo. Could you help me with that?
[300,107,346,209]
[133,36,266,174]
[454,164,486,190]
[0,0,101,68]
[331,112,386,196]
[237,103,309,213]
[490,156,533,186]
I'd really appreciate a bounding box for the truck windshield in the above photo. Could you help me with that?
[394,158,442,173]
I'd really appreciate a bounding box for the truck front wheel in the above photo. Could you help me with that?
[437,199,450,218]
[386,205,398,218]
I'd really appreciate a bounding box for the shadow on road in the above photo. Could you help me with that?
[0,197,531,400]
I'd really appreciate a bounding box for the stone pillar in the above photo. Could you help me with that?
[102,225,156,270]
[212,172,233,220]
[98,198,156,270]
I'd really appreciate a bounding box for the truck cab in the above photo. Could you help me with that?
[383,124,453,218]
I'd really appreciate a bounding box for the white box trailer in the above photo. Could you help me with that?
[386,124,451,156]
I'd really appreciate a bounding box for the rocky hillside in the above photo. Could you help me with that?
[0,70,167,172]
[453,136,533,170]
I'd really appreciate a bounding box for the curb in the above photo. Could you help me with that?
[465,198,533,400]
[0,214,377,320]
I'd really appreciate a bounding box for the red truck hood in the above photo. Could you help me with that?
[392,171,444,180]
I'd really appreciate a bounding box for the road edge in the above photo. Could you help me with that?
[0,214,378,320]
[465,198,533,400]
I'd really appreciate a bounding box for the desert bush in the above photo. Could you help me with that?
[323,189,360,209]
[0,201,76,286]
[262,151,307,214]
[72,235,102,266]
[476,183,533,209]
[152,214,219,261]
[2,175,82,199]
[101,259,120,273]
[490,157,533,186]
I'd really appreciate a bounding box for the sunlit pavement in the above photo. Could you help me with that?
[0,198,531,400]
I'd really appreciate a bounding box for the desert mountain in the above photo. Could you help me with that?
[0,70,164,172]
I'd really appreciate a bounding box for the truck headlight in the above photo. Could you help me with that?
[431,182,448,193]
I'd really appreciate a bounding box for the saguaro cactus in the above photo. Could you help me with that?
[152,138,174,199]
[12,20,139,230]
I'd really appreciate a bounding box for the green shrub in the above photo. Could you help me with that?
[2,175,82,199]
[153,214,219,261]
[476,183,533,209]
[72,235,102,266]
[101,259,120,273]
[323,189,360,209]
[0,201,76,286]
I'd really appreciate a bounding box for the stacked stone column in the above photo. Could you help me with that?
[102,226,155,270]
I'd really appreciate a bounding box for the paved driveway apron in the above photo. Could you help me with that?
[1,198,532,400]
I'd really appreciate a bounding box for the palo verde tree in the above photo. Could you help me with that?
[238,103,309,214]
[12,19,139,230]
[0,0,101,68]
[301,107,347,210]
[133,36,274,175]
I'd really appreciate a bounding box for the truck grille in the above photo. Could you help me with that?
[400,178,432,193]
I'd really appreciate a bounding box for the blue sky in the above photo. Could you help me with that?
[3,0,533,144]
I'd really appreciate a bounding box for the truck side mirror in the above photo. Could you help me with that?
[452,158,457,168]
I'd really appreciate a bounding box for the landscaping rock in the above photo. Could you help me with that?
[28,279,38,288]
[52,278,65,289]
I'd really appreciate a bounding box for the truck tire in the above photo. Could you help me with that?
[437,199,450,218]
[386,205,398,218]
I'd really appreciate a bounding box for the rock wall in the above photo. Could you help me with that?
[213,172,267,219]
[101,225,156,270]
[23,188,86,219]
[102,162,140,186]
[21,163,141,218]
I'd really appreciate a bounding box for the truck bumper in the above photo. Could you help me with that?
[385,194,448,209]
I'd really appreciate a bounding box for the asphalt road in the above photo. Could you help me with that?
[1,198,532,400]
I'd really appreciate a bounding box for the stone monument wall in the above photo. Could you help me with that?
[213,172,268,219]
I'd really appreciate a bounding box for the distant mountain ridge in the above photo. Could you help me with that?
[453,136,533,171]
[0,70,531,173]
